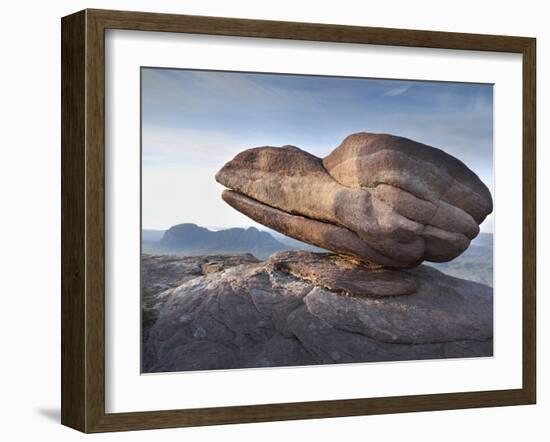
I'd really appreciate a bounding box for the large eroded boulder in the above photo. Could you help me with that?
[216,133,493,268]
[142,252,493,373]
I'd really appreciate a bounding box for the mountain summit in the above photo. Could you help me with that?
[148,223,287,258]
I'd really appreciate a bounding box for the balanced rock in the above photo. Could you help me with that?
[216,133,493,268]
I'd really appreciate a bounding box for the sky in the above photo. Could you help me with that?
[141,67,494,233]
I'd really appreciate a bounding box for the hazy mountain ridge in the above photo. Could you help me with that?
[143,223,288,259]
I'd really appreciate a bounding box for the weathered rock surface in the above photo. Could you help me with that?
[216,133,493,268]
[142,252,493,373]
[271,251,417,297]
[141,253,260,342]
[324,133,493,224]
[222,190,399,268]
[142,253,260,295]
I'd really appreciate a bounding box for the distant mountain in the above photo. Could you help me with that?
[471,232,493,248]
[143,223,288,259]
[427,233,493,286]
[142,229,165,242]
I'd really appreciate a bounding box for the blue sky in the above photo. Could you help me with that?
[141,68,493,232]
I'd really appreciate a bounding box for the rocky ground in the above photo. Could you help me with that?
[142,251,493,373]
[141,253,260,344]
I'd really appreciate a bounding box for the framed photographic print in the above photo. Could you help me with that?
[61,9,536,433]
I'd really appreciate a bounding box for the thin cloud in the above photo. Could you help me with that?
[383,84,412,97]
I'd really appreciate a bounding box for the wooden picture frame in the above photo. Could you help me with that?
[61,8,536,433]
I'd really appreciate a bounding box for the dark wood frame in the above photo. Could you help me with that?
[61,8,536,433]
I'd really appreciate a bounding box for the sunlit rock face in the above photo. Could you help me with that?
[216,132,493,269]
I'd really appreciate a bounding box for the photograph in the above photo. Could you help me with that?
[0,0,542,438]
[140,68,495,373]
